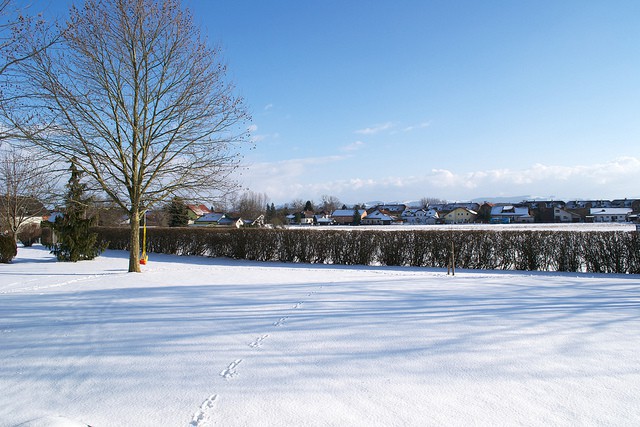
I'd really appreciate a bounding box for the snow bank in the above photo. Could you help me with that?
[1,246,639,426]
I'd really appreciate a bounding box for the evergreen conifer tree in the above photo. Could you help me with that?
[50,161,104,262]
[352,206,362,226]
[265,202,276,223]
[304,200,314,212]
[167,197,190,227]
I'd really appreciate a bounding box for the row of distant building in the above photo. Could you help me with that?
[186,199,640,228]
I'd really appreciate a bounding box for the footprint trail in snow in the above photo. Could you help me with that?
[191,284,322,425]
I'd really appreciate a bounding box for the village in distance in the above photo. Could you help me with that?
[163,195,640,229]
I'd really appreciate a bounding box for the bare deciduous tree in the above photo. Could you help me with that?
[6,0,250,271]
[289,199,306,213]
[319,194,341,213]
[0,147,56,241]
[231,191,268,220]
[421,196,447,208]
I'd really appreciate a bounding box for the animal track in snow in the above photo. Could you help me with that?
[219,359,242,379]
[273,317,287,327]
[190,394,218,426]
[249,334,269,348]
[293,302,303,309]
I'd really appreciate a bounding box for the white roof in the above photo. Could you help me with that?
[491,206,529,216]
[364,210,393,221]
[332,209,365,216]
[195,213,225,222]
[589,208,632,215]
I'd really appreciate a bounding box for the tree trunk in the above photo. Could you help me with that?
[129,213,141,272]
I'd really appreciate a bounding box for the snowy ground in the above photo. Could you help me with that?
[1,245,639,426]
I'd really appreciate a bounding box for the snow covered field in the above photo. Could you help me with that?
[1,245,639,426]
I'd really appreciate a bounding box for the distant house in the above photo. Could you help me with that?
[444,207,477,224]
[566,200,613,209]
[523,200,566,210]
[372,204,406,215]
[187,204,212,222]
[490,205,533,223]
[286,211,315,225]
[300,210,315,225]
[611,199,640,209]
[554,208,582,223]
[434,202,480,212]
[588,208,631,223]
[361,210,396,225]
[193,212,243,228]
[401,208,438,225]
[332,209,367,225]
[314,214,334,226]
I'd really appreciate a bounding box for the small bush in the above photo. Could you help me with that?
[0,234,17,263]
[17,223,41,247]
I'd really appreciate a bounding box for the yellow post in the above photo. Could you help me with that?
[140,211,148,265]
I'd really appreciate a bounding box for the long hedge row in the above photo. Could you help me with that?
[94,227,640,274]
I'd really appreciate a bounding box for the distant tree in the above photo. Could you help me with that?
[232,191,269,220]
[265,202,276,223]
[341,204,347,210]
[90,200,127,227]
[421,197,447,208]
[475,204,492,223]
[146,208,168,227]
[0,147,55,242]
[304,200,314,212]
[166,197,189,227]
[320,195,340,213]
[49,161,104,262]
[289,199,305,212]
[352,207,361,226]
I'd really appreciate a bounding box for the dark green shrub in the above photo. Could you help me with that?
[0,234,17,263]
[50,162,105,262]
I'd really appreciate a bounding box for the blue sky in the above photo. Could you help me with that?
[34,1,640,205]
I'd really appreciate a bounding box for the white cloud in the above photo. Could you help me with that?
[264,103,274,111]
[354,122,394,135]
[239,156,640,204]
[340,141,365,152]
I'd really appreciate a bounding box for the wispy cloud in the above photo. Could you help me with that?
[264,103,274,111]
[354,122,394,135]
[340,141,366,152]
[248,125,280,143]
[401,121,431,132]
[355,120,430,136]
